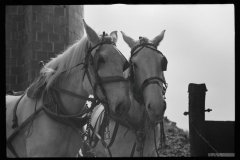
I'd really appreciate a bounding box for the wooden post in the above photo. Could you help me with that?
[188,83,208,157]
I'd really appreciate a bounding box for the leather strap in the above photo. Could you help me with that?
[7,104,44,157]
[106,122,119,148]
[89,124,100,148]
[89,110,104,148]
[51,86,95,102]
[7,132,19,157]
[11,93,26,129]
[142,80,160,92]
[88,116,120,157]
[130,141,137,157]
[160,121,165,149]
[98,76,129,84]
[153,127,160,157]
[142,77,165,88]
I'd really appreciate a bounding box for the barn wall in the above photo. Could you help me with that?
[6,5,84,91]
[6,6,24,91]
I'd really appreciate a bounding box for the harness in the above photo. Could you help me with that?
[84,37,167,157]
[122,113,165,157]
[126,37,167,156]
[85,109,121,157]
[85,109,165,157]
[6,32,130,157]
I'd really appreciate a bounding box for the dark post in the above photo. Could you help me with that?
[188,83,208,157]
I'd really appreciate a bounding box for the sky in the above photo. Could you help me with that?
[84,4,234,131]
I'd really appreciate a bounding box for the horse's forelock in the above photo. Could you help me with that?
[103,36,113,42]
[98,32,114,42]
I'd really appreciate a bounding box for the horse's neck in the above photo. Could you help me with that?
[125,89,145,124]
[56,70,91,114]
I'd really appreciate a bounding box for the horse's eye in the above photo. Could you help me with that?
[98,56,105,64]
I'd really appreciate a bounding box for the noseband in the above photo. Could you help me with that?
[129,37,168,102]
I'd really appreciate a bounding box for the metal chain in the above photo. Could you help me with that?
[190,122,221,157]
[122,113,157,157]
[82,106,96,157]
[104,109,111,140]
[135,130,145,157]
[122,118,143,156]
[135,111,148,156]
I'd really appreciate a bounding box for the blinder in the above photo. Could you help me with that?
[128,65,134,82]
[161,56,168,71]
[123,58,130,72]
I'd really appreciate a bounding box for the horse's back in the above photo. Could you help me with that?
[6,95,20,106]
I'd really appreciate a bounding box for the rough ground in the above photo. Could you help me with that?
[158,117,190,157]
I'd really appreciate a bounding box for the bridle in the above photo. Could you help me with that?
[51,32,130,114]
[80,32,130,111]
[48,32,131,143]
[129,37,168,105]
[38,32,130,121]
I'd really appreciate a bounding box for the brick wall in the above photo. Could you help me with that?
[6,5,84,92]
[68,5,84,45]
[6,6,24,91]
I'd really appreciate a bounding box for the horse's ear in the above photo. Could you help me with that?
[82,19,100,46]
[110,31,118,44]
[121,31,137,48]
[151,30,166,47]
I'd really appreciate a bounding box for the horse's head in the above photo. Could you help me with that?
[83,20,131,119]
[121,30,167,122]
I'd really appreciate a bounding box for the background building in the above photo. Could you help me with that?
[6,5,84,91]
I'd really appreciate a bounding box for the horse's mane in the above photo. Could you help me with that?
[40,33,115,90]
[40,36,89,89]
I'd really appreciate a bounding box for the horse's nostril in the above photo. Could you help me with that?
[147,103,152,110]
[115,102,124,117]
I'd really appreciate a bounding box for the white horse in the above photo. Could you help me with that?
[83,30,167,157]
[6,19,131,157]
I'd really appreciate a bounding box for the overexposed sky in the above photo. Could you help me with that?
[84,4,234,131]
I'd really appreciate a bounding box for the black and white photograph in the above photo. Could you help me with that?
[6,5,234,157]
